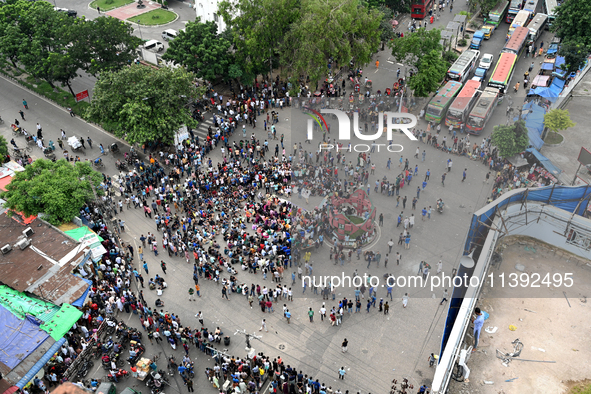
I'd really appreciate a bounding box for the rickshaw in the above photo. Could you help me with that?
[386,88,391,96]
[93,157,104,168]
[349,94,355,104]
[68,136,84,153]
[354,84,360,93]
[365,79,372,92]
[359,94,365,104]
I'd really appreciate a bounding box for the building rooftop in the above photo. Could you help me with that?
[0,213,89,305]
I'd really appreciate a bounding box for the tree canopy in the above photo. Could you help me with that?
[0,1,141,95]
[87,65,204,145]
[544,108,576,134]
[552,0,591,72]
[389,29,447,97]
[0,136,8,163]
[162,19,232,82]
[0,159,103,225]
[283,0,382,83]
[491,120,529,158]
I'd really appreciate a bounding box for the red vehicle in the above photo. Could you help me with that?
[411,0,434,19]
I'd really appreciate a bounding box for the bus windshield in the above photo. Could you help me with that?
[489,14,501,22]
[447,108,464,120]
[427,106,442,116]
[468,116,485,128]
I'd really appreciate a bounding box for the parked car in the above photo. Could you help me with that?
[161,29,178,41]
[54,7,77,17]
[479,53,494,70]
[144,40,164,52]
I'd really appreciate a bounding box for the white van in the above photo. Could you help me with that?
[161,29,178,41]
[144,40,164,52]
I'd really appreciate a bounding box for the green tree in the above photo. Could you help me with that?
[18,5,78,90]
[86,65,205,145]
[72,17,143,78]
[389,29,447,96]
[478,0,498,19]
[0,24,27,68]
[552,0,591,47]
[388,28,443,71]
[0,136,8,163]
[409,50,448,97]
[378,5,396,49]
[0,159,103,225]
[218,0,300,78]
[491,120,529,158]
[558,42,591,74]
[544,108,576,134]
[162,19,232,82]
[283,0,381,83]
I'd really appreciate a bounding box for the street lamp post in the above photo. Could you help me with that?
[137,20,143,41]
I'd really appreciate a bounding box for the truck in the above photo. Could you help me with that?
[470,31,485,50]
[481,24,496,39]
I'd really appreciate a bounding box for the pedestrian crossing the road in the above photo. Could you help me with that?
[192,116,214,141]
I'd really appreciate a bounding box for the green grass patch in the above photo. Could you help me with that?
[569,382,591,394]
[129,9,176,25]
[90,0,134,11]
[17,75,91,119]
[346,215,365,225]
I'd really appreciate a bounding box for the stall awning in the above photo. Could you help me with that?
[526,148,563,175]
[16,338,66,389]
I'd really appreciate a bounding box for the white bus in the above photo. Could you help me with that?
[446,50,480,84]
[507,10,531,39]
[526,13,548,45]
[544,0,558,28]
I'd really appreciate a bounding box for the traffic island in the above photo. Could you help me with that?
[89,0,134,12]
[128,8,178,25]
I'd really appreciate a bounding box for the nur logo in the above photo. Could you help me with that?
[305,108,418,142]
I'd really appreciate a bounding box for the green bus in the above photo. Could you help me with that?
[425,81,463,124]
[486,0,509,26]
[487,52,517,93]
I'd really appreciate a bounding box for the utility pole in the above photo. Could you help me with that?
[88,179,122,248]
[234,329,262,353]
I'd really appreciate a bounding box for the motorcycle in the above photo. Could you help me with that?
[77,359,95,378]
[116,160,128,171]
[127,343,145,365]
[105,319,117,335]
[105,368,129,382]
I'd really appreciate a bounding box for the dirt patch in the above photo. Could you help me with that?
[449,241,591,394]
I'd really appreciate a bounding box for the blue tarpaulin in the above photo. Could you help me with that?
[550,77,565,93]
[527,87,559,102]
[522,101,547,150]
[16,337,66,389]
[71,278,92,307]
[527,148,563,175]
[0,305,50,369]
[541,62,554,71]
[555,56,566,70]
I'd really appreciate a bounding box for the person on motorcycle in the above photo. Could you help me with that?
[128,348,137,363]
[109,369,119,383]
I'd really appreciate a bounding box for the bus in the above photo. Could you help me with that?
[425,81,463,124]
[522,0,540,13]
[544,0,558,28]
[466,87,499,134]
[503,26,529,56]
[507,0,524,23]
[488,52,517,92]
[447,49,480,83]
[411,0,434,19]
[445,80,481,128]
[486,0,509,26]
[507,10,531,39]
[526,13,548,45]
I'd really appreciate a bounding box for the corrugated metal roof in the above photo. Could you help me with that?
[0,213,89,305]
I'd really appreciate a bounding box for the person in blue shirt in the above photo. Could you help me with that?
[472,307,485,351]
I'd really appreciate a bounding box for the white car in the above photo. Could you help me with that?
[479,54,494,70]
